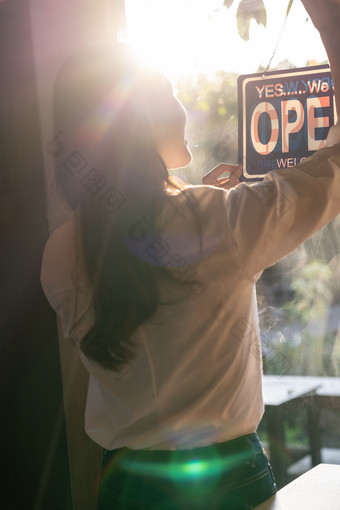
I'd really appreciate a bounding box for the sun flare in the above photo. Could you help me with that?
[125,0,327,77]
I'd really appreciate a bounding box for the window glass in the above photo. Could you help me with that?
[126,0,338,374]
[126,0,340,478]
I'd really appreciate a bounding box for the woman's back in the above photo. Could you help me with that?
[42,149,340,451]
[40,7,340,504]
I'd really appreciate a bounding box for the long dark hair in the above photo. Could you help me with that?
[54,42,182,371]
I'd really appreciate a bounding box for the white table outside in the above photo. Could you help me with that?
[254,463,340,509]
[262,375,322,406]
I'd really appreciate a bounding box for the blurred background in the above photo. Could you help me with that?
[1,0,339,508]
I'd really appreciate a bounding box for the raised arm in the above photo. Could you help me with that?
[301,0,340,113]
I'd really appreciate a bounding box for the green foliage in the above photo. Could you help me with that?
[284,261,333,327]
[173,71,238,183]
[260,246,339,378]
[224,0,294,41]
[236,0,266,41]
[286,0,294,16]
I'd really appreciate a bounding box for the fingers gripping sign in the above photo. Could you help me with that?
[202,163,242,190]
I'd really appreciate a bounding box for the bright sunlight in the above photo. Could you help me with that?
[125,0,327,77]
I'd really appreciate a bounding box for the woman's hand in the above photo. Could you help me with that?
[202,163,242,190]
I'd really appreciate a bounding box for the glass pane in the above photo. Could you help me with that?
[125,0,338,376]
[126,0,340,483]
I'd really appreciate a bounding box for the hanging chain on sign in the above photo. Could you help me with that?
[263,0,295,75]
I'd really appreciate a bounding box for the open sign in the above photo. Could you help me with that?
[238,65,337,181]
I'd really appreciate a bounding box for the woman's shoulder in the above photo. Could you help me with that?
[41,213,93,338]
[42,214,78,266]
[161,183,231,244]
[169,183,226,204]
[40,212,85,301]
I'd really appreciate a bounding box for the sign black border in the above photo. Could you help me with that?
[237,64,333,181]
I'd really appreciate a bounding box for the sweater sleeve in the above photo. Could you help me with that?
[223,127,340,280]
